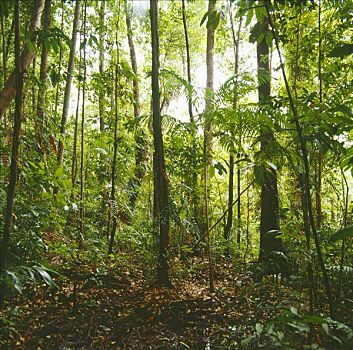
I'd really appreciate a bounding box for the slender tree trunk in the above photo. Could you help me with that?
[1,0,23,297]
[108,6,121,254]
[266,0,334,318]
[316,0,323,229]
[1,6,7,85]
[32,57,37,112]
[292,8,316,314]
[150,0,171,287]
[256,14,284,261]
[125,0,148,212]
[203,0,216,292]
[36,0,52,155]
[99,0,105,132]
[0,0,45,117]
[54,0,64,118]
[57,0,81,165]
[182,0,198,226]
[79,1,87,244]
[71,42,82,192]
[224,6,242,245]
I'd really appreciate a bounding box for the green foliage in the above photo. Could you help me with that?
[233,307,353,349]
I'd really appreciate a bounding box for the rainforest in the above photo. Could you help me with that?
[0,0,353,349]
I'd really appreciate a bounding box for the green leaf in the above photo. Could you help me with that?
[33,266,57,288]
[330,225,353,242]
[330,105,353,116]
[200,11,209,27]
[328,44,353,58]
[5,271,22,294]
[290,307,298,316]
[303,315,329,324]
[255,323,263,335]
[254,164,265,185]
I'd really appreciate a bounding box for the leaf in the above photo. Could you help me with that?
[255,323,263,335]
[290,307,298,316]
[5,271,22,294]
[254,164,265,185]
[330,104,353,116]
[200,11,209,27]
[330,225,353,242]
[303,315,329,324]
[241,335,255,346]
[328,44,353,58]
[33,266,57,288]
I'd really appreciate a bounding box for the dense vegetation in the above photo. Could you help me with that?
[1,0,353,349]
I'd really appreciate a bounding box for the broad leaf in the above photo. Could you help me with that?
[328,44,353,58]
[330,225,353,242]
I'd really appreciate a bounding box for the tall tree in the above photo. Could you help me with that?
[203,0,216,292]
[35,0,52,155]
[182,0,198,225]
[0,0,45,117]
[1,0,24,279]
[56,0,81,165]
[256,13,284,261]
[79,0,87,243]
[108,2,121,254]
[125,0,148,212]
[98,0,106,132]
[224,4,242,246]
[150,0,171,287]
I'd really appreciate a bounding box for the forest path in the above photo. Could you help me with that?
[5,258,287,349]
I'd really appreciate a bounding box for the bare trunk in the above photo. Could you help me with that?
[99,0,105,132]
[1,0,24,301]
[182,0,198,226]
[125,0,148,212]
[225,7,242,245]
[79,1,87,244]
[108,4,121,254]
[150,0,171,287]
[266,0,334,318]
[57,0,81,165]
[36,0,52,154]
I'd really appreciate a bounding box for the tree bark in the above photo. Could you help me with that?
[256,14,284,261]
[125,0,148,212]
[56,0,81,165]
[79,1,87,244]
[265,0,334,318]
[36,0,52,154]
[182,0,198,226]
[224,6,242,245]
[1,0,24,283]
[0,0,45,118]
[150,0,171,287]
[98,0,105,132]
[108,4,121,254]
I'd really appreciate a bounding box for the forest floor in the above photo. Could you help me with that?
[1,254,312,349]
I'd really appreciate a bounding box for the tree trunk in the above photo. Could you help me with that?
[182,0,198,226]
[224,6,242,245]
[0,0,45,118]
[265,0,334,318]
[150,0,171,287]
[125,0,148,212]
[1,0,24,291]
[98,0,105,132]
[316,0,323,229]
[256,14,284,261]
[36,0,52,155]
[108,5,121,254]
[56,0,81,165]
[79,1,87,244]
